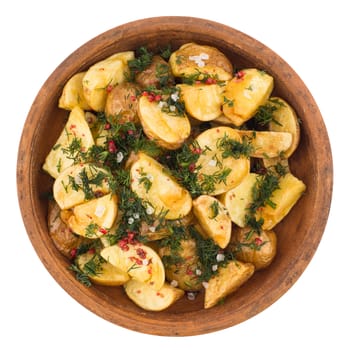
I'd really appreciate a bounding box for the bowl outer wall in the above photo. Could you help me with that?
[16,16,333,336]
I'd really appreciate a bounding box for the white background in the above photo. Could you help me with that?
[2,0,348,348]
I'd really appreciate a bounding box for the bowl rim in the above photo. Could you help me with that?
[16,16,333,336]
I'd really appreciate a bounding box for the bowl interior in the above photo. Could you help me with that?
[17,16,333,336]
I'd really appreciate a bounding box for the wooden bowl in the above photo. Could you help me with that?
[17,16,333,336]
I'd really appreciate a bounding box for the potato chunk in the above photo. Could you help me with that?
[158,237,202,292]
[76,251,129,286]
[268,97,300,158]
[204,260,254,309]
[58,72,90,110]
[219,173,258,227]
[222,68,273,126]
[137,95,191,150]
[135,55,174,88]
[130,153,192,220]
[42,106,95,179]
[259,173,306,230]
[179,83,224,121]
[82,51,134,112]
[194,127,250,195]
[47,200,87,258]
[67,194,118,238]
[124,280,184,311]
[192,195,231,248]
[230,226,277,270]
[53,163,111,210]
[236,130,292,158]
[169,43,233,81]
[104,82,139,123]
[101,243,165,290]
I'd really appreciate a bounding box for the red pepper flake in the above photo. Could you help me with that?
[192,147,202,155]
[188,163,196,172]
[154,94,162,101]
[108,140,117,153]
[70,248,77,259]
[235,70,245,80]
[106,84,113,93]
[142,91,149,97]
[148,268,153,275]
[255,237,263,246]
[99,228,108,235]
[147,94,155,102]
[220,225,224,230]
[136,248,147,259]
[156,292,164,298]
[186,268,194,275]
[127,129,134,135]
[130,95,137,102]
[88,248,96,254]
[70,124,76,129]
[205,77,217,84]
[104,122,111,130]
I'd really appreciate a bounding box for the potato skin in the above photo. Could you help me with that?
[158,238,202,292]
[135,55,174,88]
[47,200,87,258]
[169,43,233,81]
[230,226,277,270]
[104,82,139,124]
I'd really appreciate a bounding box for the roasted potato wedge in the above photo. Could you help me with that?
[259,173,306,230]
[130,152,192,220]
[100,243,165,290]
[195,126,250,195]
[158,237,202,292]
[76,251,129,286]
[53,163,111,210]
[124,280,184,311]
[204,260,255,309]
[82,51,134,112]
[268,97,300,158]
[236,130,292,158]
[67,194,118,238]
[135,55,174,88]
[47,200,87,258]
[42,106,95,179]
[222,68,274,126]
[137,95,191,150]
[58,72,90,110]
[230,226,277,270]
[192,195,231,248]
[169,43,233,81]
[179,83,224,121]
[219,173,259,227]
[104,82,139,124]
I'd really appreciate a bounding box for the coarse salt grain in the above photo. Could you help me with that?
[212,264,218,271]
[200,52,209,60]
[149,226,156,233]
[171,92,179,101]
[195,269,202,276]
[216,253,225,262]
[133,212,140,219]
[128,217,134,225]
[146,206,154,215]
[187,292,197,301]
[142,259,149,266]
[169,105,176,112]
[94,204,105,218]
[170,280,178,288]
[116,151,124,163]
[208,159,217,167]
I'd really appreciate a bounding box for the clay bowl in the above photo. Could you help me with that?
[17,16,332,336]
